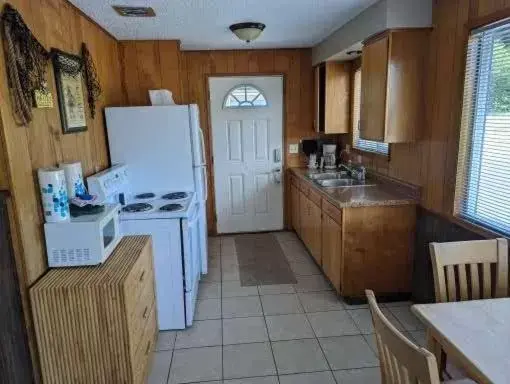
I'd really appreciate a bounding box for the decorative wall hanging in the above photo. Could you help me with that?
[81,43,102,119]
[1,3,49,125]
[33,85,54,108]
[50,49,87,134]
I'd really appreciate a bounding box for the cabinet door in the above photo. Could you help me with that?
[308,202,322,265]
[291,184,301,234]
[360,35,388,142]
[322,213,342,293]
[324,62,350,134]
[313,65,321,132]
[299,192,309,245]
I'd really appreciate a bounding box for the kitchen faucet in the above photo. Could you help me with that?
[339,163,366,181]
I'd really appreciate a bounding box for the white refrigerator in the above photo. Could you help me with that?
[105,105,209,274]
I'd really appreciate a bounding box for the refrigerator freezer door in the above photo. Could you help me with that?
[189,104,206,167]
[106,106,195,194]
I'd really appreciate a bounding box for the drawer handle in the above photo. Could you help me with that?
[139,270,145,282]
[143,306,149,319]
[145,340,151,356]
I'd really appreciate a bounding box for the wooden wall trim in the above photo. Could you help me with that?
[467,7,510,30]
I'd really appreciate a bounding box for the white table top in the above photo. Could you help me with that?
[412,298,510,384]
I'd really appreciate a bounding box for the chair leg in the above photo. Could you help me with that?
[426,329,444,380]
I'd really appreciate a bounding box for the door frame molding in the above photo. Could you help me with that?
[206,74,287,235]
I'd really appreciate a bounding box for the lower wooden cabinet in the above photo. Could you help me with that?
[291,182,301,234]
[308,200,322,265]
[298,190,322,266]
[342,205,415,296]
[289,171,415,300]
[30,236,156,384]
[299,191,309,244]
[321,208,343,292]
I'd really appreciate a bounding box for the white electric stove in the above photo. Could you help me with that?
[87,165,201,330]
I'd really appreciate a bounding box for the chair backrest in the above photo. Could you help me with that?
[366,290,441,384]
[429,238,508,302]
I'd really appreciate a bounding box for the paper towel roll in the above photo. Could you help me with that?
[38,167,70,222]
[149,89,175,105]
[59,162,86,198]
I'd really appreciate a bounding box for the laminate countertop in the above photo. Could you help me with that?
[290,168,418,208]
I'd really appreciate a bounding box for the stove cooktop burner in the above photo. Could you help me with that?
[159,203,184,212]
[135,193,156,199]
[162,192,189,200]
[122,203,153,213]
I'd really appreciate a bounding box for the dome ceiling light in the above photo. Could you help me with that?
[229,22,266,43]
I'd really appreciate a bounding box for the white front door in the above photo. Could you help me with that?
[209,76,284,234]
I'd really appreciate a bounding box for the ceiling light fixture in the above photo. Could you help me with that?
[229,22,266,43]
[112,5,156,17]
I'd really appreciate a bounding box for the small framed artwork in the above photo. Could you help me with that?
[51,49,87,134]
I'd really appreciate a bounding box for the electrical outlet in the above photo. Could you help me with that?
[288,144,299,154]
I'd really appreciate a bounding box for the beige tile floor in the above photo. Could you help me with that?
[148,232,427,384]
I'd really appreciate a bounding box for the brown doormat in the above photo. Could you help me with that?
[234,233,297,286]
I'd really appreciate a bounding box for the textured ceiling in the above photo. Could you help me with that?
[69,0,378,50]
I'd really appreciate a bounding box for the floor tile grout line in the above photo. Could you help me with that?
[298,294,338,382]
[198,237,389,382]
[220,239,224,382]
[261,301,282,384]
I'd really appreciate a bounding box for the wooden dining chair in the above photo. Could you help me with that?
[366,290,474,384]
[429,238,508,303]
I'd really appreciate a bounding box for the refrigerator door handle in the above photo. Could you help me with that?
[202,166,208,201]
[199,128,206,165]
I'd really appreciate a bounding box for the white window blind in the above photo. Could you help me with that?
[352,67,389,156]
[455,18,510,236]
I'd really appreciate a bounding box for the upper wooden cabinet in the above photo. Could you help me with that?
[314,61,351,134]
[360,29,429,143]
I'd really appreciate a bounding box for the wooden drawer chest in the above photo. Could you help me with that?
[30,236,157,384]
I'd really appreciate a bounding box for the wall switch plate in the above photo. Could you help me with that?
[288,144,299,154]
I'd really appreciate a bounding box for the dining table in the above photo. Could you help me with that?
[412,298,510,384]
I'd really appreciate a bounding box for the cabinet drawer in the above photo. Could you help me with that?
[125,242,152,305]
[308,188,322,207]
[127,272,155,359]
[322,199,342,224]
[131,302,157,384]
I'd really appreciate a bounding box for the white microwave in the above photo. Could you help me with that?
[44,204,122,267]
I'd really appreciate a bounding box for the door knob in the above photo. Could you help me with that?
[274,148,282,163]
[272,168,282,184]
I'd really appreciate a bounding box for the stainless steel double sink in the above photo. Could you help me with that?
[306,171,375,188]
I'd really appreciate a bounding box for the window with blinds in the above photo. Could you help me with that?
[455,18,510,236]
[352,66,389,156]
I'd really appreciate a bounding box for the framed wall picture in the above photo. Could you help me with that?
[51,49,87,134]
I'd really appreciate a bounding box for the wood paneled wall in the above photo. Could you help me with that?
[356,0,510,221]
[0,0,125,380]
[0,0,124,283]
[119,42,315,231]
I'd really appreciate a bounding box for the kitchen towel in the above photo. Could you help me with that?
[60,162,86,198]
[38,167,70,222]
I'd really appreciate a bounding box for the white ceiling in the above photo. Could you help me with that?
[69,0,379,50]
